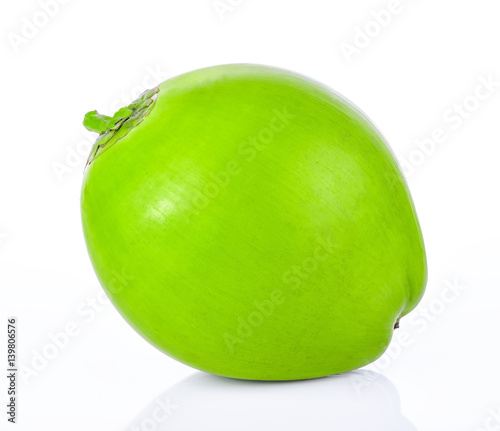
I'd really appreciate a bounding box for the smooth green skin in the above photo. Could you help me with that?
[81,64,427,380]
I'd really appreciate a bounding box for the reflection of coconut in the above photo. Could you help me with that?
[126,370,416,430]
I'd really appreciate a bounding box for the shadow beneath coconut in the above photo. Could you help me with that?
[125,370,416,430]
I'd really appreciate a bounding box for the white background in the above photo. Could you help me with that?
[1,0,500,430]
